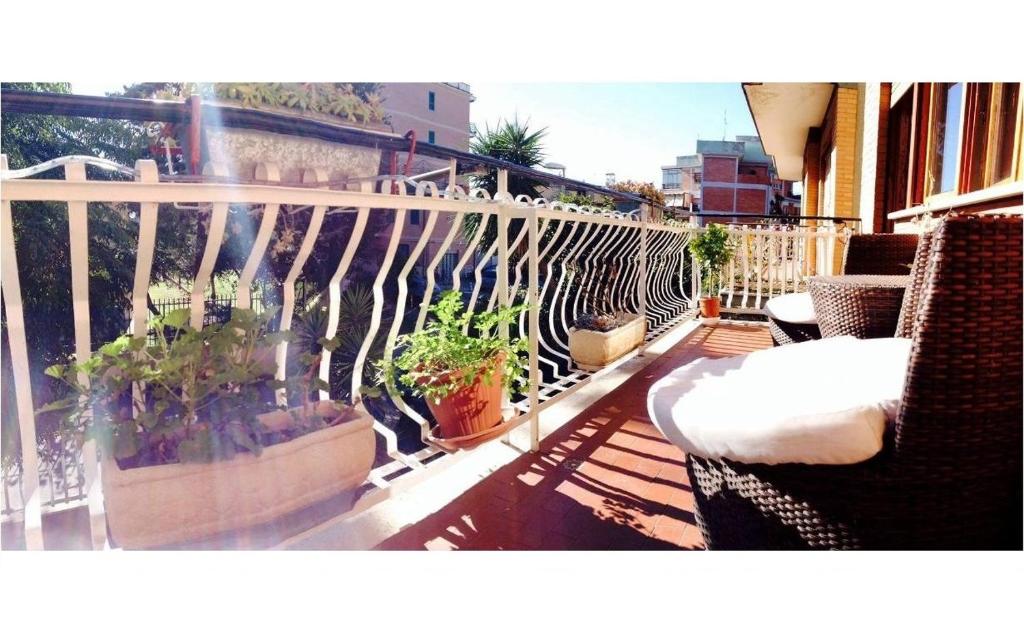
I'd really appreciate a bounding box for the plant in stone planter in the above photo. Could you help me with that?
[569,312,647,371]
[688,223,735,326]
[374,291,529,445]
[39,306,375,548]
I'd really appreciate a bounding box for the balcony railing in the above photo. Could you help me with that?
[0,154,850,548]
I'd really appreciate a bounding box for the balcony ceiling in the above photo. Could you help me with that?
[742,83,834,180]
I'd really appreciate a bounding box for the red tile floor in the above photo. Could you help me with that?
[377,323,773,550]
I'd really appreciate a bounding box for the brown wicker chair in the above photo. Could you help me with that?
[687,214,1022,549]
[765,233,919,346]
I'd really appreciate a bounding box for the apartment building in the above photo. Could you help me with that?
[378,83,476,289]
[743,82,1023,233]
[662,135,797,219]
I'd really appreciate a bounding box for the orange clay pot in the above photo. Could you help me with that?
[699,296,721,319]
[424,355,506,439]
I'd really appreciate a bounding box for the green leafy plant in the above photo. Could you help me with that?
[557,191,617,212]
[610,180,666,207]
[688,223,735,298]
[39,307,350,467]
[132,82,385,125]
[374,291,529,404]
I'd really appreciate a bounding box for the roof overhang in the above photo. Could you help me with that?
[742,83,834,180]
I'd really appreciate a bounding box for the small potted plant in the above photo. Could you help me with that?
[569,311,647,371]
[374,291,528,448]
[688,223,735,326]
[40,306,375,549]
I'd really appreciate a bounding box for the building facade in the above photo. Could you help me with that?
[661,135,798,219]
[379,82,474,153]
[744,82,1023,234]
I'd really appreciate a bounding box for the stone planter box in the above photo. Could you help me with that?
[204,104,385,183]
[101,401,375,549]
[569,313,647,371]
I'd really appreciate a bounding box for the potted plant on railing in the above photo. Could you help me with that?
[688,223,735,326]
[374,291,529,450]
[569,312,647,371]
[39,306,375,549]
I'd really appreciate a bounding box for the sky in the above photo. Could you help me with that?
[72,82,758,187]
[469,83,758,186]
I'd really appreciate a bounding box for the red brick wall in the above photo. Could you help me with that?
[736,188,767,214]
[736,165,770,185]
[702,156,737,183]
[702,187,734,212]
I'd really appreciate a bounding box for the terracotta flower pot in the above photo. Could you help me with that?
[424,355,506,440]
[699,296,721,327]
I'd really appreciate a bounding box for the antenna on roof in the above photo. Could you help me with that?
[723,109,728,141]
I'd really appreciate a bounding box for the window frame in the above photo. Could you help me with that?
[909,83,1022,206]
[427,130,436,144]
[922,82,967,201]
[428,91,436,111]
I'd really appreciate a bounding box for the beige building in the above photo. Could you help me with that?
[379,82,474,154]
[378,83,476,286]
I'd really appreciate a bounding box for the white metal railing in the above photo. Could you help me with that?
[0,154,848,548]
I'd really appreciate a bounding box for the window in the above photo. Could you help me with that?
[990,83,1020,184]
[885,87,914,212]
[428,91,436,111]
[663,169,681,189]
[428,130,436,144]
[694,172,702,184]
[410,209,421,225]
[952,83,1020,193]
[925,82,964,196]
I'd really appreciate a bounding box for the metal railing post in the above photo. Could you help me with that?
[638,204,649,324]
[527,204,540,452]
[1,154,44,550]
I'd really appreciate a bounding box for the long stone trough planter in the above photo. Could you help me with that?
[568,313,648,371]
[101,402,375,549]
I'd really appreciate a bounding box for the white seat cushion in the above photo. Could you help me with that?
[647,336,911,465]
[763,292,816,324]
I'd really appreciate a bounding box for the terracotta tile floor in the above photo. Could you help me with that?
[377,323,773,550]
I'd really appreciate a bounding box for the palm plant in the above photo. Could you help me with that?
[466,117,548,249]
[469,117,548,198]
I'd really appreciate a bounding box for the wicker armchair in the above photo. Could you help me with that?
[766,233,919,346]
[687,214,1022,549]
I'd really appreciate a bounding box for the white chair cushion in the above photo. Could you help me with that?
[763,292,816,324]
[647,336,912,465]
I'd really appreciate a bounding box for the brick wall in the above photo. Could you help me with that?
[736,188,767,213]
[702,187,735,212]
[703,156,737,183]
[832,85,859,218]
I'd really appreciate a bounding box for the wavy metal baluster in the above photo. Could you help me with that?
[381,182,441,443]
[189,163,230,329]
[320,180,371,400]
[275,168,328,406]
[351,179,423,475]
[236,163,281,311]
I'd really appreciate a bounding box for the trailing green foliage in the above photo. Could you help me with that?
[40,307,351,467]
[688,223,735,297]
[374,291,529,404]
[556,191,616,212]
[127,82,385,125]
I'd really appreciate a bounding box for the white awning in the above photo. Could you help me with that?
[742,83,834,180]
